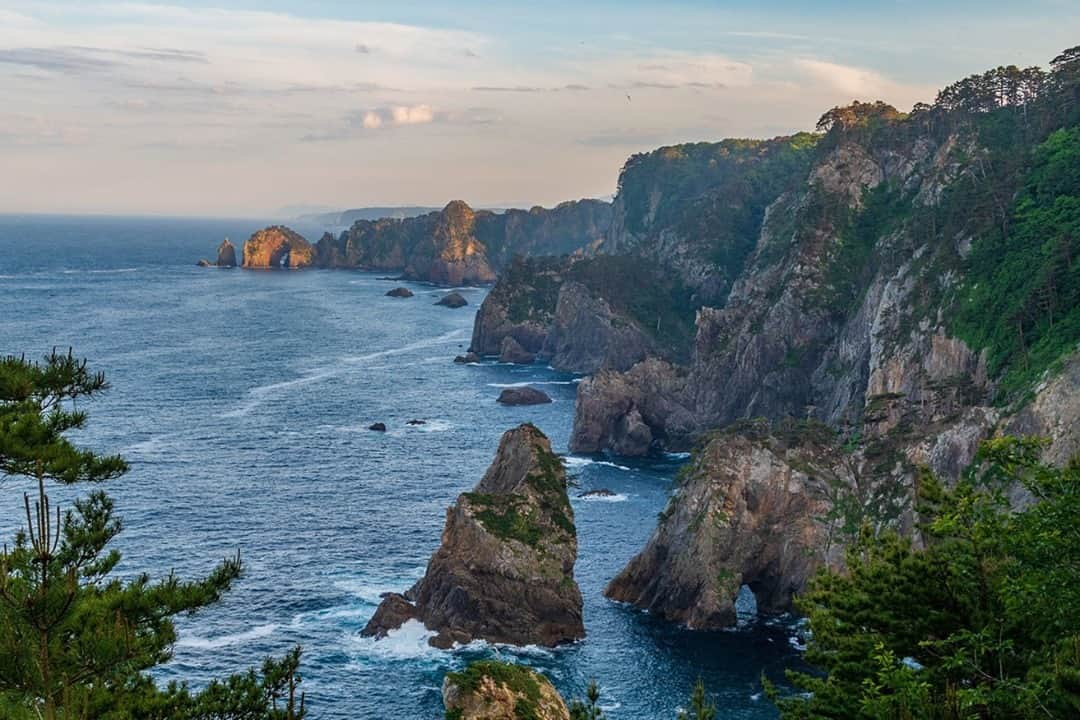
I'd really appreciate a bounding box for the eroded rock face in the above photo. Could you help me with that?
[605,429,846,628]
[216,238,237,267]
[570,359,694,456]
[362,424,584,647]
[315,199,610,285]
[241,226,314,268]
[541,281,653,374]
[499,336,535,365]
[442,662,570,720]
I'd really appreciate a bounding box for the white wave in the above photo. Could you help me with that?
[576,492,628,503]
[332,570,424,605]
[561,456,631,472]
[788,635,808,651]
[486,381,576,388]
[60,267,140,275]
[177,623,277,650]
[220,329,468,418]
[350,619,438,660]
[665,452,691,460]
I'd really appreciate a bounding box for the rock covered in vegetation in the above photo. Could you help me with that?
[442,661,570,720]
[386,287,414,298]
[496,387,552,405]
[361,424,584,647]
[605,423,847,628]
[436,291,468,308]
[216,238,237,267]
[241,226,314,268]
[314,199,610,285]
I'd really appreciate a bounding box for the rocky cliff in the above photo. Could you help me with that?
[361,424,584,647]
[241,226,314,269]
[313,198,610,284]
[443,661,570,720]
[606,423,847,628]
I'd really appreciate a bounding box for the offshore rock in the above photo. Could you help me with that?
[196,259,213,267]
[216,238,237,267]
[436,291,468,308]
[442,662,570,720]
[241,226,314,268]
[454,352,481,364]
[386,287,414,298]
[362,424,584,647]
[605,427,846,628]
[496,387,552,406]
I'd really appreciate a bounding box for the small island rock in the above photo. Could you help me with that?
[497,387,552,406]
[454,352,481,364]
[443,661,570,720]
[386,287,414,298]
[435,292,468,308]
[216,238,238,267]
[369,422,387,432]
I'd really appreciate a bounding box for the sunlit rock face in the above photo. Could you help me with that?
[361,424,584,648]
[241,226,314,269]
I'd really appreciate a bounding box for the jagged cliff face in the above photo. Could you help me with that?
[241,226,314,269]
[362,424,584,648]
[313,198,610,285]
[606,428,847,627]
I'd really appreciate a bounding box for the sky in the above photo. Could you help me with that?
[1,1,1077,216]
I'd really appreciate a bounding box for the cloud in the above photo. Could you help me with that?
[352,104,437,129]
[472,85,546,93]
[0,47,117,73]
[795,58,890,95]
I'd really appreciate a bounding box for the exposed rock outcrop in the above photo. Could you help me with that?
[436,291,468,308]
[498,336,535,365]
[314,199,610,285]
[454,352,481,364]
[216,238,237,267]
[361,424,584,647]
[241,226,314,269]
[386,287,414,298]
[497,387,552,406]
[605,426,847,628]
[443,662,570,720]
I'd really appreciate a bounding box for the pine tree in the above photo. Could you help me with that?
[569,679,604,720]
[0,350,305,719]
[677,679,717,720]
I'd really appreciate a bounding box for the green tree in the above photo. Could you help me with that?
[569,679,604,720]
[0,350,305,719]
[677,679,717,720]
[773,437,1080,719]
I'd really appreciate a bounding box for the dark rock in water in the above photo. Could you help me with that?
[497,387,552,406]
[369,422,387,432]
[499,336,535,365]
[216,238,238,268]
[362,592,419,638]
[196,259,213,267]
[435,292,468,308]
[406,419,427,426]
[454,352,481,364]
[362,424,584,647]
[386,287,414,298]
[578,488,616,498]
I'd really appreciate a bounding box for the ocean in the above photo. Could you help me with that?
[0,214,804,719]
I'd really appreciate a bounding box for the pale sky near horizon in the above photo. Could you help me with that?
[1,1,1077,217]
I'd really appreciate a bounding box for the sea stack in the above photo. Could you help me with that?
[216,238,237,267]
[241,226,314,269]
[362,423,584,647]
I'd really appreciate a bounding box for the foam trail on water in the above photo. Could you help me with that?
[221,329,468,418]
[562,456,632,471]
[177,623,278,650]
[487,381,577,388]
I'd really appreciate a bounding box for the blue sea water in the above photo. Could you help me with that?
[0,214,804,719]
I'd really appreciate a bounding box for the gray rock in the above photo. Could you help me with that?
[435,291,468,308]
[499,336,536,365]
[497,387,552,405]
